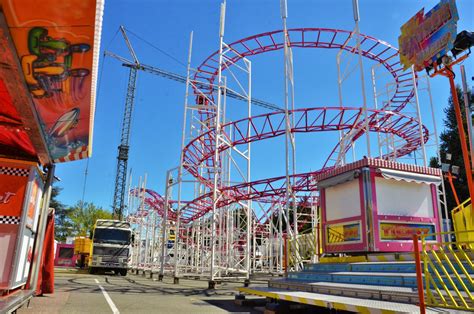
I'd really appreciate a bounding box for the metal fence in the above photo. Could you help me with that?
[287,228,319,270]
[414,230,474,312]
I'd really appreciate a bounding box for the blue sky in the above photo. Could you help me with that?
[55,0,474,210]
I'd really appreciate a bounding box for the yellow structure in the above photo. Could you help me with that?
[287,230,319,269]
[74,237,92,254]
[74,237,92,268]
[452,198,474,247]
[418,230,474,311]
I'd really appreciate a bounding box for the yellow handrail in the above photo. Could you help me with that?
[416,229,474,311]
[287,228,319,269]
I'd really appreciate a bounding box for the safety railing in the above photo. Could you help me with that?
[413,230,474,313]
[286,226,354,270]
[287,228,319,270]
[326,226,346,244]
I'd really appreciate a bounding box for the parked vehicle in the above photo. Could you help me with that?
[88,220,132,276]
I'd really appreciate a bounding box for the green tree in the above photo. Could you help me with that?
[52,186,74,242]
[69,202,113,238]
[429,86,472,212]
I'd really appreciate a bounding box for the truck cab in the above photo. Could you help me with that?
[88,219,131,276]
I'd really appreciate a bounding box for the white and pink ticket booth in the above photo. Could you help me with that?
[316,158,443,253]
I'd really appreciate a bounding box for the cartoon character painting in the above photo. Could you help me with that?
[47,107,84,159]
[21,27,90,98]
[18,27,92,161]
[2,0,99,163]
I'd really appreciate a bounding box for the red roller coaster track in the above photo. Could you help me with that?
[130,28,427,235]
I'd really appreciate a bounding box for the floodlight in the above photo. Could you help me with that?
[451,31,474,57]
[425,31,473,75]
[441,163,451,173]
[452,165,460,175]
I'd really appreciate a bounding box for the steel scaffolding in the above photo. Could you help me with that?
[124,0,444,284]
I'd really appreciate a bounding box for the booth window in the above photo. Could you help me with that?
[58,247,74,259]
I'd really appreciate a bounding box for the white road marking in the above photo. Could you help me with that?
[95,278,120,314]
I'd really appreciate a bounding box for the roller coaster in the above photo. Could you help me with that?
[125,8,444,285]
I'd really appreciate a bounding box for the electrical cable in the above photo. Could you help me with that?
[124,27,188,68]
[80,158,89,210]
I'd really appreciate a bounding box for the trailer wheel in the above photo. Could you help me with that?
[89,267,96,274]
[119,269,127,276]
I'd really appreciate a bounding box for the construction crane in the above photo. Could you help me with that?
[109,27,283,219]
[112,26,140,220]
[104,54,282,112]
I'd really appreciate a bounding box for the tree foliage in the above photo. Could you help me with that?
[429,86,472,212]
[51,186,73,242]
[53,187,113,241]
[69,201,113,238]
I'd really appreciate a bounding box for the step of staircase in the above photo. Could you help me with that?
[289,270,473,291]
[269,278,419,304]
[238,286,448,313]
[304,261,474,275]
[288,271,419,287]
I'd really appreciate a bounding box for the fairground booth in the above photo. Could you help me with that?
[0,0,103,311]
[316,158,443,253]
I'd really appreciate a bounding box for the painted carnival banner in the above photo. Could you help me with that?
[398,0,459,71]
[327,222,361,244]
[0,0,104,162]
[380,222,436,241]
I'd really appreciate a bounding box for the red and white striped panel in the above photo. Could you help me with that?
[314,158,442,182]
[53,146,88,163]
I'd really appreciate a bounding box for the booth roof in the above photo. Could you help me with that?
[314,158,442,182]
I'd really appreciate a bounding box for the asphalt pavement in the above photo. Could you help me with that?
[18,270,263,314]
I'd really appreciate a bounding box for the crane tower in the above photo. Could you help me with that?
[112,26,140,220]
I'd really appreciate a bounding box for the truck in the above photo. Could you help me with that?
[88,219,132,276]
[74,237,92,268]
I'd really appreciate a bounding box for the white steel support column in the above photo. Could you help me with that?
[210,1,226,284]
[424,76,449,233]
[281,0,297,272]
[336,47,346,165]
[245,59,252,279]
[151,204,157,271]
[278,202,283,273]
[268,215,274,273]
[137,176,146,269]
[410,66,427,166]
[371,67,383,158]
[353,0,371,158]
[174,31,194,281]
[126,172,132,218]
[159,171,172,279]
[143,175,150,269]
[334,0,370,167]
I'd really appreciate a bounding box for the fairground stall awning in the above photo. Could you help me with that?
[378,168,442,186]
[0,0,104,165]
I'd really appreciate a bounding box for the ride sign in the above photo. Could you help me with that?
[398,0,459,72]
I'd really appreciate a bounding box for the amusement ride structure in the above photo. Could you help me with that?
[121,1,448,287]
